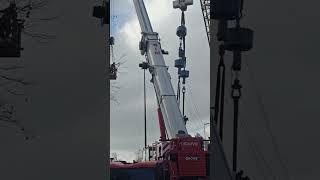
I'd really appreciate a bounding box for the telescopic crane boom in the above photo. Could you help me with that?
[133,0,187,139]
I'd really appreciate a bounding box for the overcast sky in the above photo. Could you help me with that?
[0,0,319,180]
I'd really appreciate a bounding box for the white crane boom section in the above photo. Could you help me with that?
[133,0,188,138]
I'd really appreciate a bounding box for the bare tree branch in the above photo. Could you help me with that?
[0,1,45,140]
[0,65,24,70]
[0,103,35,140]
[22,30,56,39]
[28,0,48,10]
[0,74,33,85]
[5,87,25,96]
[30,16,59,21]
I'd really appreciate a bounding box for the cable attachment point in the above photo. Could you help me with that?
[180,70,189,84]
[219,45,225,57]
[139,36,147,55]
[110,62,117,80]
[109,36,115,46]
[183,115,188,125]
[109,36,118,80]
[182,86,186,93]
[161,49,169,55]
[175,57,186,69]
[176,25,187,38]
[232,51,242,71]
[231,79,242,99]
[179,47,185,57]
[139,61,150,70]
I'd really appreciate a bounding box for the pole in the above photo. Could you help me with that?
[204,123,209,139]
[204,124,206,139]
[232,98,239,171]
[106,1,110,178]
[231,77,242,172]
[144,69,147,150]
[182,86,185,116]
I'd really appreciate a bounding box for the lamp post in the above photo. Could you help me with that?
[204,122,210,139]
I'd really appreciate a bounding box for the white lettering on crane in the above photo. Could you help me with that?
[185,156,200,160]
[183,142,198,146]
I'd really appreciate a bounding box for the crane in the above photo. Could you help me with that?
[116,0,231,179]
[108,0,254,179]
[200,0,210,45]
[109,0,234,179]
[134,0,188,139]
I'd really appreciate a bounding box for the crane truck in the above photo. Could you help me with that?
[109,0,234,179]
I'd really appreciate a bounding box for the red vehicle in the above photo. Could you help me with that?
[110,161,168,180]
[110,159,208,180]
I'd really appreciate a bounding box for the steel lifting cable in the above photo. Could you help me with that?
[239,119,275,180]
[176,13,186,81]
[182,86,186,117]
[181,85,207,136]
[185,83,204,125]
[143,67,147,149]
[219,46,226,140]
[181,11,186,57]
[185,100,203,133]
[185,94,204,131]
[110,0,116,70]
[110,43,115,63]
[228,70,275,179]
[186,111,205,134]
[175,10,189,121]
[180,82,203,133]
[244,60,291,180]
[230,15,246,173]
[176,78,181,105]
[213,45,226,141]
[231,74,242,172]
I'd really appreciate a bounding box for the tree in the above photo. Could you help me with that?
[110,36,127,104]
[0,0,56,140]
